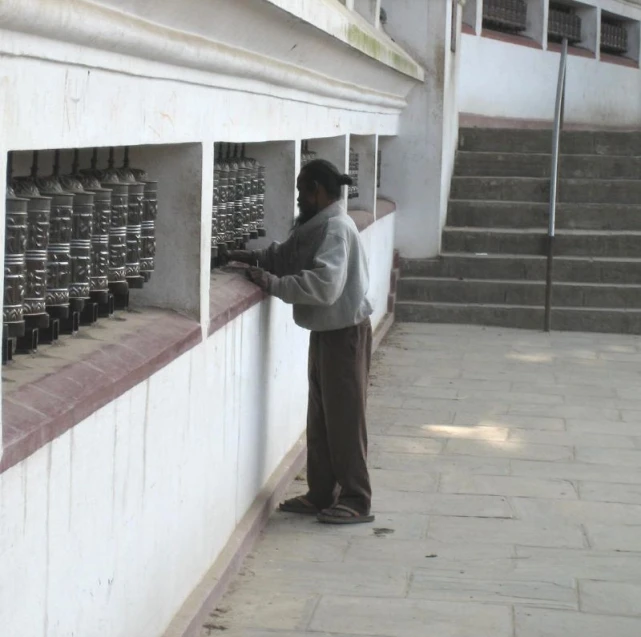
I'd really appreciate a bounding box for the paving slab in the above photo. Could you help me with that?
[578,481,641,505]
[514,546,641,582]
[579,580,641,616]
[515,607,641,637]
[440,474,578,499]
[309,596,513,637]
[408,570,577,609]
[195,324,641,637]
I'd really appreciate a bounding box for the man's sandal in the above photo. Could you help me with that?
[279,496,318,515]
[317,503,375,525]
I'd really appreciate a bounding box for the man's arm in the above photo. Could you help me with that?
[269,233,348,306]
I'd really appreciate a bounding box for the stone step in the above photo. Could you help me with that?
[398,277,641,308]
[401,254,641,284]
[454,151,641,179]
[458,128,641,156]
[395,301,641,334]
[447,201,641,231]
[451,176,641,204]
[442,227,641,257]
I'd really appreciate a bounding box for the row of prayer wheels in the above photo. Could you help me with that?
[211,144,266,266]
[3,147,158,363]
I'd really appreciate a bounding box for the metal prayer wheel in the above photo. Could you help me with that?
[13,153,73,319]
[77,174,112,302]
[65,151,111,303]
[124,180,144,285]
[82,149,128,296]
[123,148,157,282]
[138,180,157,280]
[257,164,266,237]
[114,153,144,288]
[8,153,51,330]
[68,190,94,301]
[4,186,28,338]
[22,193,51,321]
[43,190,74,316]
[349,148,359,200]
[102,181,129,292]
[228,147,244,248]
[98,149,133,292]
[36,151,93,309]
[212,144,222,264]
[219,148,235,249]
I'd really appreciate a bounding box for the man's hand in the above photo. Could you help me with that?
[246,266,272,292]
[219,247,255,266]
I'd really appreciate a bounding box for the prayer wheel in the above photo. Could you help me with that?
[3,183,28,339]
[73,152,112,304]
[121,147,157,283]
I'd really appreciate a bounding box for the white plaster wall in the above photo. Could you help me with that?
[0,210,394,637]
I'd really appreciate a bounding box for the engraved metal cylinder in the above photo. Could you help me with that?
[4,194,28,335]
[23,195,51,318]
[88,188,111,294]
[125,182,144,281]
[102,182,128,285]
[139,180,157,276]
[44,192,73,311]
[69,191,94,300]
[257,165,266,237]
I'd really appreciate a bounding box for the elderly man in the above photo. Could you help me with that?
[224,158,374,524]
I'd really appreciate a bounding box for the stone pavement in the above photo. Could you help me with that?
[200,323,641,637]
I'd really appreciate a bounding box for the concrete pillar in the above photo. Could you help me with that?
[382,1,462,259]
[129,143,208,326]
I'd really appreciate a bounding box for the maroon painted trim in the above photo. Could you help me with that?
[462,23,476,36]
[481,29,543,50]
[600,52,639,69]
[1,312,201,474]
[547,42,596,59]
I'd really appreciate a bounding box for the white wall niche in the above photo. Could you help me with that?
[305,136,349,209]
[601,10,641,63]
[244,140,298,248]
[348,134,378,214]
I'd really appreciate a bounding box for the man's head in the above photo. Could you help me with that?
[296,159,353,224]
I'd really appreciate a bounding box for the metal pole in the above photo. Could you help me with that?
[545,38,568,332]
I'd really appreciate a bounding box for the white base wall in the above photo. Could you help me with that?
[0,213,394,637]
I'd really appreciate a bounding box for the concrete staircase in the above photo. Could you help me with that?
[397,128,641,334]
